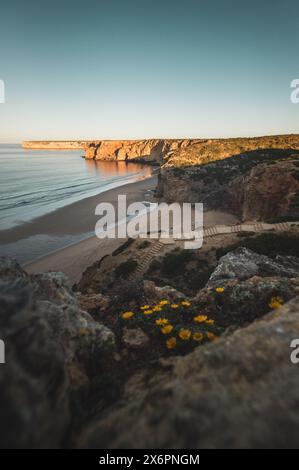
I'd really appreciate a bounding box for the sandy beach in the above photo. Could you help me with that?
[0,175,157,244]
[23,208,238,286]
[0,175,157,282]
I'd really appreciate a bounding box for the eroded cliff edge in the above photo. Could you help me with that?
[22,139,205,163]
[157,134,299,221]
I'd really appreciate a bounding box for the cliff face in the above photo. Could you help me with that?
[162,134,299,168]
[84,139,204,163]
[23,141,87,150]
[157,135,299,222]
[23,139,204,163]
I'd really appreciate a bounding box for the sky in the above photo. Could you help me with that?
[0,0,299,142]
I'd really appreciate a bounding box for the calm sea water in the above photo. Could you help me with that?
[0,144,151,263]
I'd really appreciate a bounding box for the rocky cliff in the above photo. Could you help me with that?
[157,135,299,222]
[23,141,87,150]
[84,139,203,163]
[22,139,203,162]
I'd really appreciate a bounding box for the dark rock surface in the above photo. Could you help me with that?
[195,275,298,328]
[0,259,115,449]
[0,280,69,449]
[208,247,299,286]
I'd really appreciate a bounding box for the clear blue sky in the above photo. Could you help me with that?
[0,0,298,142]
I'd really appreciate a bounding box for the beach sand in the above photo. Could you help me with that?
[0,175,157,244]
[23,199,239,285]
[0,175,156,283]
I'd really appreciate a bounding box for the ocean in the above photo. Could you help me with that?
[0,144,151,263]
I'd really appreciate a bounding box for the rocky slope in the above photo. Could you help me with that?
[163,134,299,168]
[78,296,299,449]
[157,141,299,221]
[75,238,299,448]
[2,234,299,448]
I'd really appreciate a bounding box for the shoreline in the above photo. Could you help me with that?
[0,175,157,245]
[0,175,157,280]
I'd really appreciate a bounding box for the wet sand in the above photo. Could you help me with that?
[0,176,156,282]
[0,175,157,245]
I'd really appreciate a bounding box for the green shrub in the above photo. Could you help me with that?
[138,240,151,250]
[112,239,134,257]
[114,259,138,278]
[216,233,299,259]
[161,250,193,277]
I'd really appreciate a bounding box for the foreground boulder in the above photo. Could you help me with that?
[0,258,115,448]
[78,297,299,449]
[0,280,69,449]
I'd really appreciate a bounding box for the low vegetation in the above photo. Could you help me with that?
[119,298,220,355]
[114,259,138,278]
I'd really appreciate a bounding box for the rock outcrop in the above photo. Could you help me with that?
[0,257,115,449]
[22,141,87,150]
[78,297,299,449]
[84,139,203,163]
[157,147,299,221]
[208,247,299,286]
[0,279,70,449]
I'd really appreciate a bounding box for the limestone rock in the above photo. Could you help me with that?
[42,301,115,390]
[157,139,299,221]
[79,293,110,313]
[0,257,28,280]
[195,275,297,328]
[84,139,203,164]
[0,258,116,448]
[208,248,299,286]
[143,280,185,303]
[122,328,149,349]
[0,280,70,449]
[32,271,79,306]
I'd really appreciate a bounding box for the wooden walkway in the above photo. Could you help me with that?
[128,221,299,280]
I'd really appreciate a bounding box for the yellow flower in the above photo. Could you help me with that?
[206,319,215,325]
[140,305,150,310]
[166,337,177,349]
[153,306,163,312]
[79,328,90,337]
[171,304,179,309]
[193,332,204,342]
[161,324,174,335]
[155,318,169,326]
[181,300,191,307]
[268,297,284,310]
[206,332,217,341]
[179,329,192,340]
[122,311,134,320]
[159,300,169,306]
[143,309,154,315]
[216,287,225,294]
[194,315,208,323]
